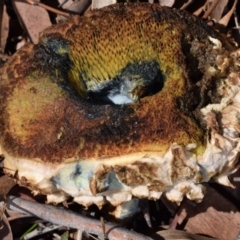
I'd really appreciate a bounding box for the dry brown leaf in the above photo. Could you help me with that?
[152,229,218,240]
[210,0,228,21]
[219,0,238,26]
[0,175,16,201]
[0,213,13,240]
[12,0,52,44]
[177,186,240,240]
[202,0,220,19]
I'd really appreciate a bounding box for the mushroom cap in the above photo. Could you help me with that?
[1,3,239,218]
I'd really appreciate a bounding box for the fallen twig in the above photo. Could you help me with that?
[4,196,152,240]
[65,0,91,14]
[0,200,6,229]
[180,0,193,10]
[56,0,91,21]
[22,0,70,17]
[100,217,106,240]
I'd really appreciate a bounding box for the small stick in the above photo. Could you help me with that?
[100,217,106,240]
[75,229,83,240]
[4,196,153,240]
[234,10,239,28]
[0,200,6,230]
[141,200,152,228]
[85,232,100,240]
[22,0,70,17]
[180,0,193,10]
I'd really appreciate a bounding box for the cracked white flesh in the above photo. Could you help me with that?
[3,146,201,205]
